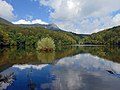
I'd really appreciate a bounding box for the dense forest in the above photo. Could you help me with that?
[0,18,82,47]
[80,26,120,45]
[0,17,120,47]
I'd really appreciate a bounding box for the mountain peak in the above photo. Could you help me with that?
[49,23,58,28]
[48,23,62,31]
[0,17,13,26]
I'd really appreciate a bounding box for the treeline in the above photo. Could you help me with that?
[77,46,120,63]
[79,26,120,45]
[0,23,81,47]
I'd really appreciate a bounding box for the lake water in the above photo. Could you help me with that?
[0,46,120,90]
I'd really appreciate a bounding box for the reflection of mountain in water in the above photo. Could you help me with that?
[0,46,120,71]
[77,46,120,63]
[1,53,120,90]
[0,46,80,71]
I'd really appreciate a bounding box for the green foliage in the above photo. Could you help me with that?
[37,37,55,51]
[0,23,81,47]
[0,29,10,45]
[80,26,120,45]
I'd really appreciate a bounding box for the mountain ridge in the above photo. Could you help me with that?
[0,17,89,37]
[80,25,120,45]
[0,17,83,46]
[16,23,62,31]
[0,17,13,26]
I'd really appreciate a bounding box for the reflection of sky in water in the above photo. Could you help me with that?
[51,54,120,90]
[56,54,120,73]
[1,53,120,90]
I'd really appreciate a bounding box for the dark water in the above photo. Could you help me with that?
[0,46,120,90]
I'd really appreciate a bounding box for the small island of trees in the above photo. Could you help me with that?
[37,37,55,52]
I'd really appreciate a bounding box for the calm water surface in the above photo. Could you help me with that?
[0,46,120,90]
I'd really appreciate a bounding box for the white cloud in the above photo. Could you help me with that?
[13,19,48,24]
[49,53,120,90]
[57,54,120,73]
[37,0,120,34]
[113,14,120,25]
[13,64,48,70]
[0,0,15,21]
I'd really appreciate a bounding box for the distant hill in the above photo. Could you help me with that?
[44,24,62,31]
[80,26,120,45]
[79,34,90,37]
[16,23,62,31]
[0,17,88,37]
[0,17,13,26]
[0,17,82,46]
[0,17,61,31]
[16,24,90,37]
[0,17,119,46]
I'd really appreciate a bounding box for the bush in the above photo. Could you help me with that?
[37,37,55,52]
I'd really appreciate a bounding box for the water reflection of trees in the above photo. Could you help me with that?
[36,46,79,64]
[37,51,55,64]
[77,46,120,63]
[0,46,120,71]
[28,79,36,90]
[0,47,37,71]
[55,46,79,60]
[27,67,37,90]
[0,46,80,71]
[0,72,15,90]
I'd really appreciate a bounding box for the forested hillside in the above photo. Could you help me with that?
[80,26,120,45]
[0,17,120,46]
[0,19,82,47]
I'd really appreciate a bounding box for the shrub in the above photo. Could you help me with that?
[37,37,55,52]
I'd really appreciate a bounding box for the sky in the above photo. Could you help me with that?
[0,0,120,34]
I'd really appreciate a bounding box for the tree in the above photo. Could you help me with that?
[0,29,10,45]
[37,37,55,52]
